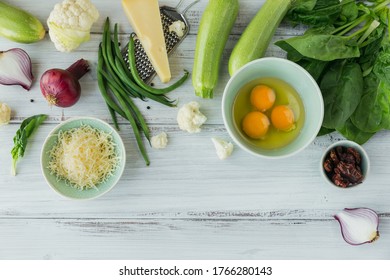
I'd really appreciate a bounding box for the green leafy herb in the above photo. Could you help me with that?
[11,114,47,176]
[337,119,375,145]
[277,0,390,144]
[318,126,335,136]
[320,60,363,129]
[351,73,390,133]
[287,0,353,27]
[276,33,360,61]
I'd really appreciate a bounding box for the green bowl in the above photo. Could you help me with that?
[222,57,324,159]
[40,117,126,200]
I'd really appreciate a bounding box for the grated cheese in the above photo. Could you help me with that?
[48,125,119,190]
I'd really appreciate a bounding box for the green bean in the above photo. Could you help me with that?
[113,23,134,81]
[113,57,176,107]
[103,21,145,100]
[127,34,189,95]
[97,69,126,120]
[106,81,150,166]
[108,105,120,130]
[97,44,120,131]
[97,45,127,118]
[103,18,117,73]
[105,21,171,103]
[102,22,142,100]
[100,68,150,140]
[98,45,150,165]
[99,72,150,165]
[97,17,189,166]
[104,18,176,106]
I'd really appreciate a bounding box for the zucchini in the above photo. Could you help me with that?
[0,1,45,43]
[192,0,239,99]
[228,0,293,76]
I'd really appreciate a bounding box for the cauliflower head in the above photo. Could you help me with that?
[47,0,99,52]
[177,101,207,133]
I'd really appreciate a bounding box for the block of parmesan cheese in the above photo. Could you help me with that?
[122,0,171,83]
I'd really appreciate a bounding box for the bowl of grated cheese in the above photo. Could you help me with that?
[41,117,126,200]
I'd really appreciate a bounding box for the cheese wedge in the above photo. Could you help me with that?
[122,0,171,83]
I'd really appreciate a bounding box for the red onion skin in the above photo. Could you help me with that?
[0,48,34,90]
[40,59,89,108]
[40,69,80,107]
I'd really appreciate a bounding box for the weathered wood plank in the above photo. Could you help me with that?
[0,217,389,260]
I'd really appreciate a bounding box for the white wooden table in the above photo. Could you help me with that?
[1,0,389,260]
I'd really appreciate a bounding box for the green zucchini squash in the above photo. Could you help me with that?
[0,1,45,43]
[192,0,239,99]
[228,0,293,76]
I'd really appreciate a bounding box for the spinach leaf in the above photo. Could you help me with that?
[11,114,47,176]
[275,34,360,61]
[289,0,317,13]
[314,0,340,9]
[304,25,336,35]
[351,39,390,133]
[340,0,359,23]
[280,0,390,144]
[298,59,328,81]
[337,119,375,144]
[287,0,348,27]
[351,73,390,132]
[318,126,335,136]
[320,60,363,129]
[274,40,304,62]
[359,31,385,76]
[373,40,390,82]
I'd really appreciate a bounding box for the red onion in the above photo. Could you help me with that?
[40,59,89,108]
[0,48,33,90]
[334,207,379,245]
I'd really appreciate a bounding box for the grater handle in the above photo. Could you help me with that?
[175,0,200,15]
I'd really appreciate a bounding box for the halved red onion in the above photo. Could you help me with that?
[334,208,379,245]
[0,48,33,90]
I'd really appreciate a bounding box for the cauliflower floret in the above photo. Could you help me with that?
[211,137,233,160]
[177,101,207,133]
[0,102,11,126]
[169,20,186,38]
[151,132,168,149]
[47,0,99,52]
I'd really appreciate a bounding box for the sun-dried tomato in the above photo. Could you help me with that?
[336,161,363,184]
[332,173,350,188]
[323,158,333,173]
[329,149,339,165]
[323,145,364,187]
[347,147,361,164]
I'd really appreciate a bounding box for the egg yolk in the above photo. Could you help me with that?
[271,105,296,131]
[250,85,276,112]
[242,111,270,139]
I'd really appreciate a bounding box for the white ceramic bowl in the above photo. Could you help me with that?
[320,140,370,188]
[222,57,324,159]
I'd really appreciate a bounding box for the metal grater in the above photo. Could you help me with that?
[123,0,199,84]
